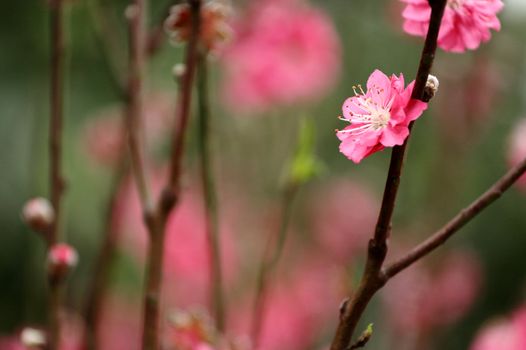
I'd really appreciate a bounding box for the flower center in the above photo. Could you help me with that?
[339,85,392,136]
[447,0,463,10]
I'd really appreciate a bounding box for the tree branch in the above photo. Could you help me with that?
[329,1,447,349]
[196,52,226,331]
[384,157,526,279]
[48,0,67,348]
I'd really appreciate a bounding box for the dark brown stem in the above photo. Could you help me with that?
[384,157,526,278]
[196,52,225,331]
[125,0,153,216]
[163,0,201,203]
[329,1,447,349]
[48,0,67,348]
[142,1,201,348]
[250,183,298,347]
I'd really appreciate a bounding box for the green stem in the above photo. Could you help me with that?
[251,182,298,346]
[196,52,225,332]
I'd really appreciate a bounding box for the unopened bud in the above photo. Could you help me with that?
[423,74,439,102]
[172,63,186,80]
[20,327,46,348]
[22,198,55,233]
[47,243,78,284]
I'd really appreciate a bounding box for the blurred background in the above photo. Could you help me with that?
[1,0,526,349]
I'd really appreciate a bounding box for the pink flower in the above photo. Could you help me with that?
[382,249,481,335]
[401,0,504,53]
[22,197,55,233]
[114,170,239,308]
[470,307,526,350]
[336,70,427,163]
[507,118,526,191]
[309,179,378,262]
[220,0,341,114]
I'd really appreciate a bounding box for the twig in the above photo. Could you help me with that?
[384,157,526,278]
[250,183,298,346]
[48,0,67,348]
[141,0,202,349]
[125,0,153,216]
[83,156,128,350]
[163,0,202,204]
[329,1,447,349]
[196,52,226,331]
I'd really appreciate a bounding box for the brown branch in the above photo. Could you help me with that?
[141,1,202,349]
[82,157,128,350]
[329,1,447,349]
[160,0,202,213]
[384,157,526,278]
[48,0,67,348]
[125,0,153,216]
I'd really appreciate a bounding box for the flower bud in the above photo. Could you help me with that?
[20,327,46,348]
[172,63,186,80]
[423,74,439,102]
[47,243,78,284]
[22,198,55,233]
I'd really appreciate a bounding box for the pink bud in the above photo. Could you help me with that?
[47,243,78,284]
[22,198,55,233]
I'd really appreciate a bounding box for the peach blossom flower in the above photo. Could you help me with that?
[470,307,526,350]
[336,70,427,163]
[114,171,239,308]
[309,179,378,262]
[220,0,341,114]
[382,249,481,335]
[401,0,504,53]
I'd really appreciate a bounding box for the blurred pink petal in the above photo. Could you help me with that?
[220,0,341,114]
[310,179,378,263]
[400,0,504,53]
[471,307,526,350]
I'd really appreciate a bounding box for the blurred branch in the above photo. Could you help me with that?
[141,0,202,348]
[48,0,68,348]
[384,156,526,278]
[87,0,127,95]
[329,1,447,349]
[250,181,299,347]
[196,52,225,331]
[82,155,128,350]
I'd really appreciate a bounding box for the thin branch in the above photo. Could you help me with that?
[160,0,202,213]
[329,1,447,349]
[250,183,298,347]
[196,52,226,331]
[48,0,67,348]
[384,157,526,278]
[83,156,128,350]
[141,0,202,348]
[125,0,154,217]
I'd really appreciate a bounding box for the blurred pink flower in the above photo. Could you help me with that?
[230,257,342,350]
[220,0,341,114]
[82,93,174,166]
[400,0,503,53]
[114,170,239,308]
[507,118,526,190]
[382,249,482,335]
[309,179,378,262]
[97,296,141,350]
[336,70,427,163]
[470,307,526,350]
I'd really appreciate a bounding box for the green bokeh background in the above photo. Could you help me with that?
[1,0,526,349]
